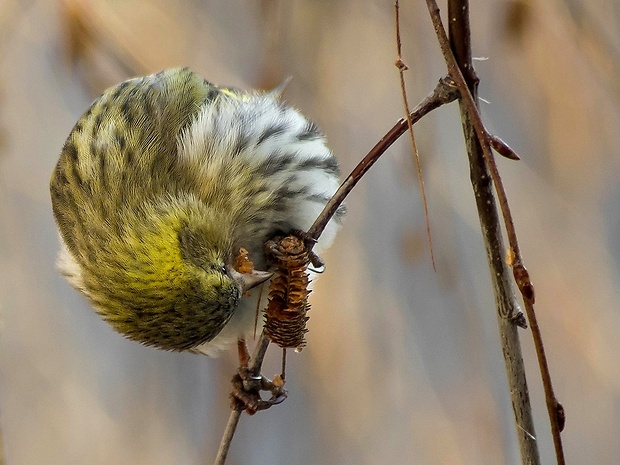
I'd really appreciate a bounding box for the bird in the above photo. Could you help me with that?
[50,67,344,356]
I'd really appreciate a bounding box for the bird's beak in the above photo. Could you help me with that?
[228,268,273,293]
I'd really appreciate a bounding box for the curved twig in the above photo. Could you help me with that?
[307,76,459,243]
[214,78,459,465]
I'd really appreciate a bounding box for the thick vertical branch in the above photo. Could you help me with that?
[445,0,541,463]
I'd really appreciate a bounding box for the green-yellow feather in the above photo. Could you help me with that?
[50,68,242,350]
[50,67,343,353]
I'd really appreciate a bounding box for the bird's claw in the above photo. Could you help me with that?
[230,367,287,415]
[266,229,325,271]
[290,229,325,270]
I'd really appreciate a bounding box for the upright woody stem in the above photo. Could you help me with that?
[439,0,541,462]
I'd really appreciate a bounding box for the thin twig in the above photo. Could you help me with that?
[213,331,271,465]
[307,76,459,243]
[394,0,436,271]
[427,0,565,463]
[213,408,242,465]
[249,331,271,377]
[214,80,458,465]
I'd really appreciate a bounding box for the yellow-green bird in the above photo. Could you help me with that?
[50,67,343,356]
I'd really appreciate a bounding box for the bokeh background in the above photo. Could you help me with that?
[1,0,619,464]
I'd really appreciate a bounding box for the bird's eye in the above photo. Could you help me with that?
[220,265,228,275]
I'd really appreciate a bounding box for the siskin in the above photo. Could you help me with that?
[50,67,344,356]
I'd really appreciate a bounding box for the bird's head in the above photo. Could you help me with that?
[82,195,271,351]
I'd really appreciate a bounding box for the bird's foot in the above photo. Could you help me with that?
[291,229,325,270]
[266,229,325,271]
[230,367,287,415]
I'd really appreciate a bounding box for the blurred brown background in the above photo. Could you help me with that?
[1,0,619,464]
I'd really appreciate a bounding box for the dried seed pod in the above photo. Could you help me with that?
[234,247,255,274]
[264,235,312,350]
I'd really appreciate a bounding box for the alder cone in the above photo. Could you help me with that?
[265,235,312,350]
